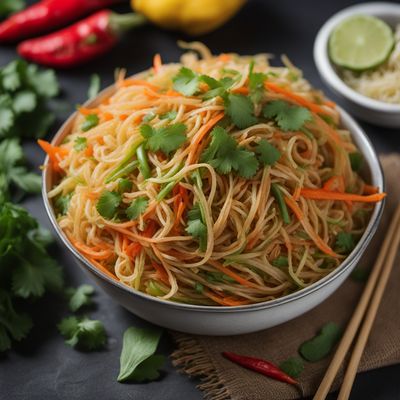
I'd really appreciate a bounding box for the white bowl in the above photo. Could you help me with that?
[314,2,400,128]
[42,83,384,336]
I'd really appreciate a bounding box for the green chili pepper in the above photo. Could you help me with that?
[271,183,291,224]
[136,144,151,179]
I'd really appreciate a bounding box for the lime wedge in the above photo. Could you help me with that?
[329,15,394,71]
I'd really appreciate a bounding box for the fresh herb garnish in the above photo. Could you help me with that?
[126,197,148,220]
[349,152,363,172]
[0,60,58,139]
[224,93,258,129]
[73,136,87,151]
[335,232,355,254]
[55,193,72,215]
[159,110,178,120]
[143,112,156,122]
[201,126,259,178]
[263,100,312,131]
[58,316,106,350]
[118,327,165,382]
[186,203,207,251]
[65,284,95,312]
[81,114,99,132]
[0,138,41,202]
[271,183,291,224]
[140,123,187,155]
[272,256,288,267]
[87,73,101,100]
[279,357,304,378]
[299,322,342,362]
[172,67,199,96]
[118,178,133,193]
[248,61,267,104]
[256,139,281,166]
[194,282,204,293]
[96,191,122,220]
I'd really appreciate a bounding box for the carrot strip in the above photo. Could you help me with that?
[126,242,142,259]
[120,78,160,91]
[232,86,249,95]
[151,261,169,285]
[78,107,100,116]
[264,81,329,115]
[363,184,379,195]
[119,114,128,121]
[86,256,117,281]
[293,185,302,201]
[324,100,336,108]
[187,112,224,164]
[72,240,112,260]
[37,139,68,173]
[208,260,258,289]
[102,112,114,121]
[205,291,250,306]
[153,53,162,74]
[143,87,182,99]
[219,53,232,62]
[85,144,93,157]
[323,176,345,192]
[142,219,158,238]
[300,189,386,203]
[284,196,338,257]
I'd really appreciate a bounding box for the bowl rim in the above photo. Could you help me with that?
[314,1,400,113]
[42,79,385,314]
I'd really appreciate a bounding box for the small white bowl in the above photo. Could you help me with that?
[314,2,400,128]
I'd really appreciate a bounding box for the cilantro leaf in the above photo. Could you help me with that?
[172,67,199,96]
[118,326,163,382]
[58,316,106,351]
[159,110,178,120]
[299,322,342,362]
[88,73,101,100]
[0,108,14,135]
[349,152,363,172]
[272,256,288,267]
[13,91,36,113]
[143,112,156,122]
[74,137,88,151]
[224,93,258,129]
[81,114,99,132]
[0,139,41,201]
[55,193,72,215]
[126,197,148,220]
[96,191,121,220]
[140,123,187,155]
[118,178,133,193]
[186,203,207,251]
[0,0,25,17]
[263,100,312,131]
[66,284,95,312]
[279,357,304,378]
[248,61,267,104]
[201,126,258,178]
[335,232,355,254]
[256,139,281,166]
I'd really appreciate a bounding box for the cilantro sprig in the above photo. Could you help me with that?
[66,284,95,312]
[96,191,122,220]
[0,138,41,203]
[201,126,259,178]
[126,197,148,220]
[248,61,267,104]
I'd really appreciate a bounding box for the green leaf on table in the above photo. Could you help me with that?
[126,197,148,220]
[88,73,101,100]
[66,284,95,312]
[13,91,36,113]
[279,357,304,378]
[118,326,164,382]
[299,322,342,362]
[263,100,312,131]
[58,316,106,350]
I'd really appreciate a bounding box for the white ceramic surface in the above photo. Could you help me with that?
[42,86,384,336]
[314,2,400,128]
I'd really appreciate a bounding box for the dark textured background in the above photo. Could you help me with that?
[1,0,400,399]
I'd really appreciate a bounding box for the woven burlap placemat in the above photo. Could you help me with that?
[171,154,400,400]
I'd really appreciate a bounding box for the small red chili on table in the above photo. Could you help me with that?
[222,351,298,385]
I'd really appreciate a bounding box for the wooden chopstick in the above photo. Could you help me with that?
[314,203,400,400]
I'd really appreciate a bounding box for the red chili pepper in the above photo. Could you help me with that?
[222,351,298,385]
[0,0,122,42]
[17,10,146,68]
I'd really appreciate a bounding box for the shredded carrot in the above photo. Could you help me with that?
[119,114,128,121]
[126,242,142,259]
[324,100,336,108]
[85,144,93,157]
[85,191,99,200]
[165,89,182,97]
[218,53,232,62]
[363,184,379,195]
[232,86,249,95]
[102,112,114,121]
[205,291,250,306]
[314,115,342,145]
[37,139,68,173]
[187,112,225,164]
[142,219,158,238]
[86,256,117,281]
[95,136,105,145]
[300,189,386,203]
[78,107,100,116]
[264,81,329,115]
[143,87,182,99]
[71,240,112,260]
[208,260,258,289]
[284,196,338,257]
[151,261,169,285]
[101,98,110,106]
[323,176,345,192]
[153,53,162,74]
[293,185,302,201]
[119,78,160,91]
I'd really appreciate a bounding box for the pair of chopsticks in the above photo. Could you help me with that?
[314,203,400,400]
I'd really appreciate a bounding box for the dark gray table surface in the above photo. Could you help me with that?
[1,1,400,399]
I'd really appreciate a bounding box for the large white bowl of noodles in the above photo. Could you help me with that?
[42,56,384,335]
